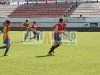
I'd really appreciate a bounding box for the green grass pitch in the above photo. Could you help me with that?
[0,31,100,75]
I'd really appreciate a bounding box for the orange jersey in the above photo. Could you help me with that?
[23,22,30,31]
[2,25,10,40]
[1,22,7,33]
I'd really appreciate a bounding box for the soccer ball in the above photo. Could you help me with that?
[69,38,72,41]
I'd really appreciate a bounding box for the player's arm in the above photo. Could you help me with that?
[1,22,6,33]
[52,24,56,31]
[63,19,67,29]
[61,29,67,36]
[62,24,67,36]
[28,22,30,27]
[30,25,32,29]
[23,23,25,26]
[64,19,68,23]
[2,26,6,34]
[30,25,33,30]
[0,29,3,34]
[1,28,3,33]
[63,24,66,30]
[36,24,38,28]
[52,27,54,30]
[0,30,3,34]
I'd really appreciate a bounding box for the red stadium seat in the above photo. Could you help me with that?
[8,4,72,18]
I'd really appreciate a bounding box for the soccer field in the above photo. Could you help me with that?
[0,31,100,75]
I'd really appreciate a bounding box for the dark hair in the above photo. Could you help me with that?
[33,21,36,23]
[26,20,28,22]
[6,20,10,25]
[59,18,63,23]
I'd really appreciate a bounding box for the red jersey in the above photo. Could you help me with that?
[53,23,66,37]
[32,24,37,30]
[2,25,10,40]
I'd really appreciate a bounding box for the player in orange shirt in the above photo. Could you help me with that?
[0,22,6,34]
[0,20,10,56]
[23,20,30,41]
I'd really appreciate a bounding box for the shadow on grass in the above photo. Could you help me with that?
[36,55,55,58]
[0,55,9,57]
[0,56,4,57]
[0,55,7,57]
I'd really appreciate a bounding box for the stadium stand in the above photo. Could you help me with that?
[70,3,100,17]
[39,0,56,1]
[0,5,18,18]
[8,4,72,18]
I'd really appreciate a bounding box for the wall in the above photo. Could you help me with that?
[0,17,100,31]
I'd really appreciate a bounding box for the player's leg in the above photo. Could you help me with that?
[33,30,37,38]
[0,46,6,49]
[52,40,62,53]
[52,37,62,53]
[30,31,37,39]
[34,31,37,38]
[3,40,10,56]
[48,37,58,54]
[48,44,57,55]
[24,31,29,41]
[48,37,61,55]
[0,40,6,49]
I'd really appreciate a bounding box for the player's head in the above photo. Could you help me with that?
[6,20,10,25]
[59,18,63,23]
[33,21,36,24]
[26,20,28,22]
